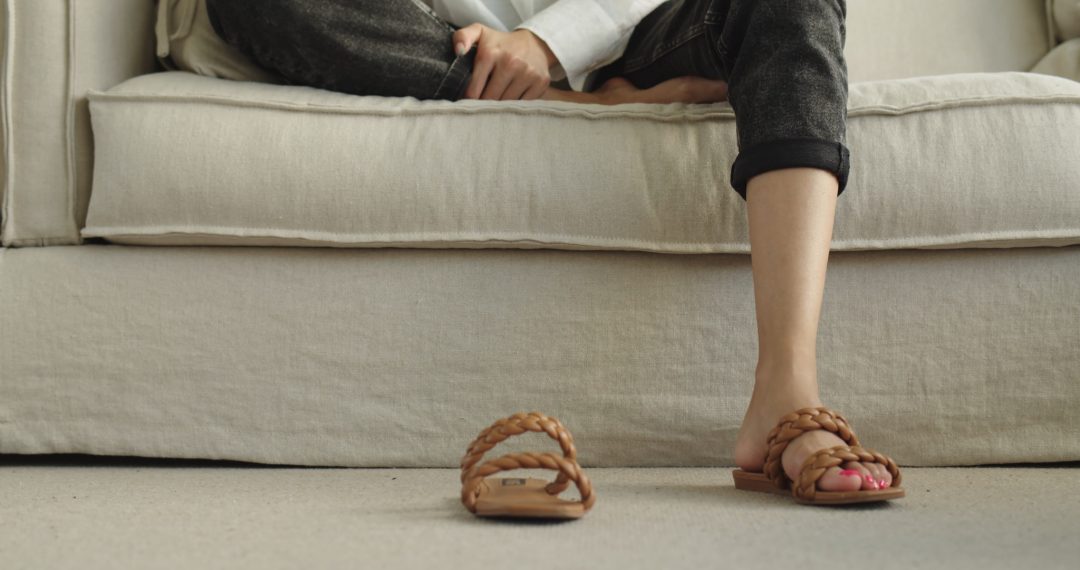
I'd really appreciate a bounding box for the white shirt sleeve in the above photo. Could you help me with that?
[514,0,668,91]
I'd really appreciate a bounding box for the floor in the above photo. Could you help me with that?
[2,455,1078,570]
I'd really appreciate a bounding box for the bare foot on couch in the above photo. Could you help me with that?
[540,76,729,105]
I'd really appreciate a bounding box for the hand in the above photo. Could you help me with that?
[453,24,556,101]
[594,76,729,105]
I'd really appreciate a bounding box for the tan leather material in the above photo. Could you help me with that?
[460,451,596,515]
[459,412,595,516]
[762,407,862,490]
[792,444,904,501]
[747,405,906,505]
[459,411,577,489]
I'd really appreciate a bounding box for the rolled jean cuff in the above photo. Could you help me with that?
[435,45,477,101]
[730,138,851,200]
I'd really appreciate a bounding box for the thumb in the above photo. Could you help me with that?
[453,23,483,57]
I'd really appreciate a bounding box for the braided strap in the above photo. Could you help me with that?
[763,406,861,489]
[460,451,596,514]
[791,444,903,501]
[460,411,578,493]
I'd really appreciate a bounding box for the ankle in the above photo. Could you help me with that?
[750,367,822,412]
[754,358,818,389]
[755,348,816,373]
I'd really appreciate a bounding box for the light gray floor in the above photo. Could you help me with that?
[2,456,1078,570]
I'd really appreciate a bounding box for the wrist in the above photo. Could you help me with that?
[520,29,558,69]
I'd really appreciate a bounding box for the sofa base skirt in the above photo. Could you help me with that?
[2,244,1078,467]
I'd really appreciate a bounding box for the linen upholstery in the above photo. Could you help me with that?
[1033,0,1080,80]
[844,0,1052,81]
[4,0,1080,471]
[83,70,1080,253]
[0,0,157,247]
[2,244,1078,467]
[0,0,1057,248]
[1053,0,1080,40]
[1033,38,1080,81]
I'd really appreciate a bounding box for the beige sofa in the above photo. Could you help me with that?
[2,0,1079,468]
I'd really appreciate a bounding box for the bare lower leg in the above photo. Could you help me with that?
[746,167,836,405]
[733,168,892,491]
[537,88,599,104]
[537,77,728,105]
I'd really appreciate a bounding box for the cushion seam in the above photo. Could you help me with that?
[64,0,79,242]
[1046,0,1058,47]
[87,89,1080,121]
[79,225,1080,252]
[1,1,13,244]
[88,91,737,122]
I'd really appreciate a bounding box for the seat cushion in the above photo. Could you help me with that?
[82,70,1080,254]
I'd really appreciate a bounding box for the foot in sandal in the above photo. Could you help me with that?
[733,375,897,496]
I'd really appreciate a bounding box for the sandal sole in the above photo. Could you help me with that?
[473,477,587,519]
[732,469,905,505]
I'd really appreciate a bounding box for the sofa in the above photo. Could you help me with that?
[2,0,1079,469]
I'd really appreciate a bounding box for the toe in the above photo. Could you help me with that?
[816,466,863,492]
[865,463,883,488]
[871,463,893,489]
[844,461,878,490]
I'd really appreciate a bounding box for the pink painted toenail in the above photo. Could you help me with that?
[839,469,860,477]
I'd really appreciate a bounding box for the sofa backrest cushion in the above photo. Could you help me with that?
[1053,0,1080,40]
[845,0,1053,81]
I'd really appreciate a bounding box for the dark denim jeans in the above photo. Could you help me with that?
[206,0,850,200]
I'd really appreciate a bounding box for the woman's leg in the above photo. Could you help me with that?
[595,0,850,201]
[604,0,886,491]
[735,168,894,494]
[205,0,477,100]
[727,0,891,492]
[711,0,893,493]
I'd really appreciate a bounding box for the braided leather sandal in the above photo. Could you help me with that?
[731,406,906,505]
[460,411,596,519]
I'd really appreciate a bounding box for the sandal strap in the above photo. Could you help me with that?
[763,406,861,489]
[460,451,596,514]
[460,411,578,491]
[792,444,903,501]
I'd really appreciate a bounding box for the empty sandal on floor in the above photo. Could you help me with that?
[460,411,596,519]
[732,406,906,505]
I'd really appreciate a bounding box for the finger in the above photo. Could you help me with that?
[465,46,495,99]
[452,24,482,57]
[480,59,515,100]
[501,74,533,100]
[521,77,549,100]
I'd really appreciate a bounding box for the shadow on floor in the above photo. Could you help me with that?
[1,453,1078,470]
